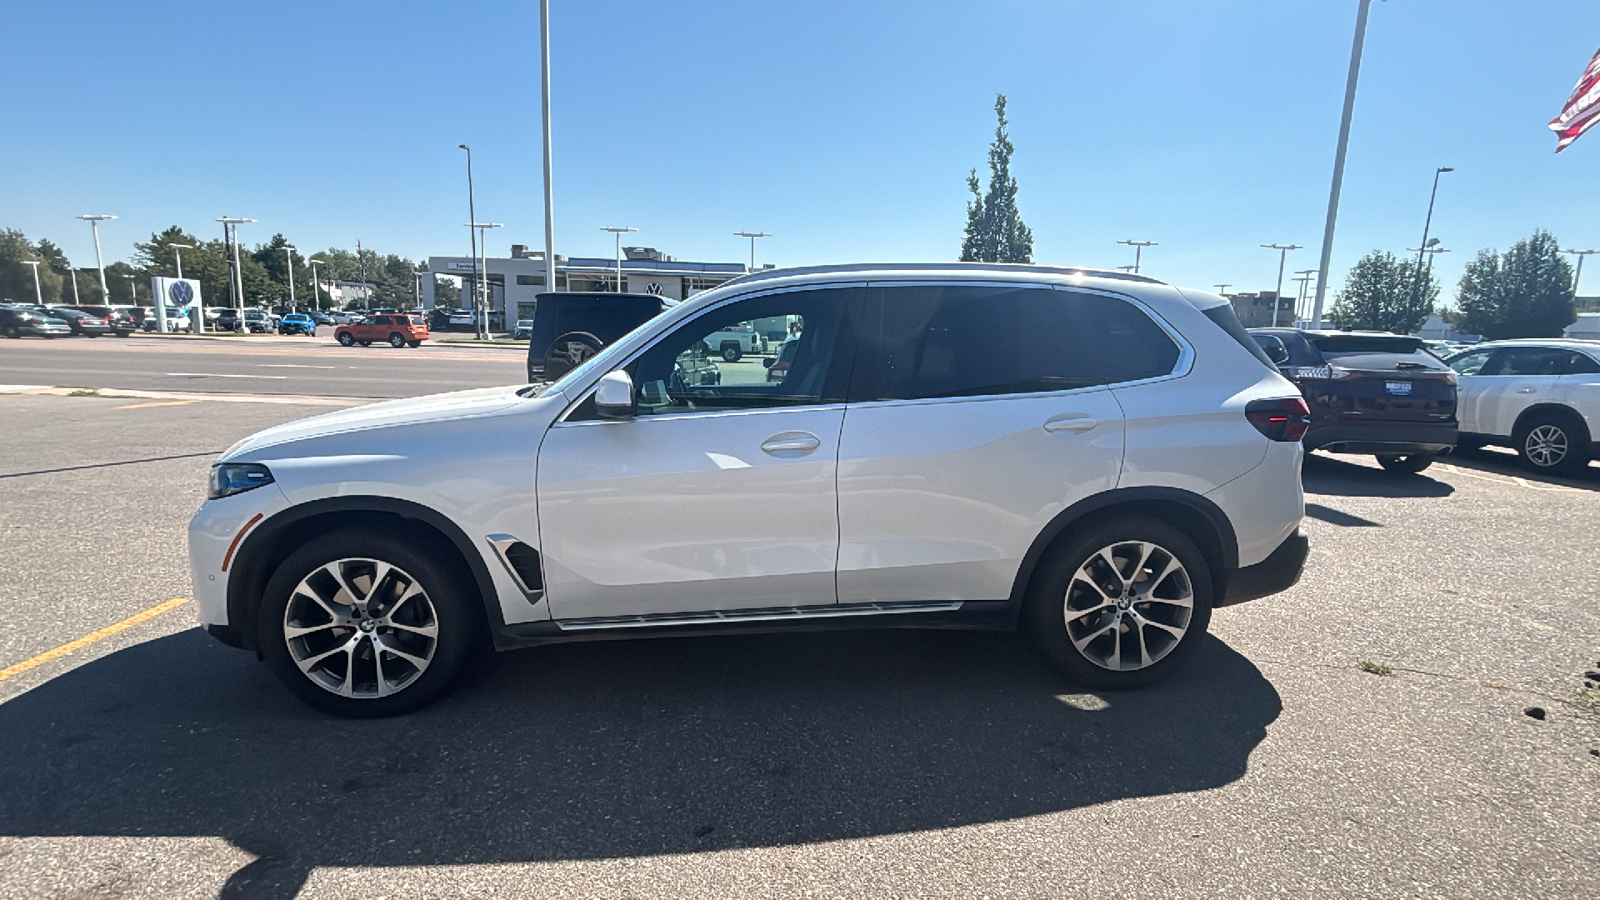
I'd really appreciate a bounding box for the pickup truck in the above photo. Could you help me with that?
[699,323,767,361]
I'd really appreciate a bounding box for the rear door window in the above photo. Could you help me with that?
[1495,347,1569,376]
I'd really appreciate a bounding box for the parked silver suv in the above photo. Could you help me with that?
[189,263,1310,716]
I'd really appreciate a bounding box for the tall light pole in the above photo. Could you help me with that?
[1563,248,1598,300]
[539,0,557,293]
[735,231,770,270]
[1293,269,1318,322]
[1406,243,1449,284]
[120,272,139,305]
[458,144,480,322]
[466,222,503,338]
[1117,239,1158,274]
[1409,167,1454,309]
[22,260,42,305]
[413,269,422,309]
[219,217,254,320]
[1263,243,1303,327]
[169,243,193,279]
[67,265,81,305]
[1312,0,1376,330]
[600,226,637,292]
[77,214,116,302]
[282,245,299,311]
[308,258,327,311]
[1214,284,1232,296]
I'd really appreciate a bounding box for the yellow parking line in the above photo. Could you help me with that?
[1436,463,1581,493]
[112,400,198,410]
[0,598,190,684]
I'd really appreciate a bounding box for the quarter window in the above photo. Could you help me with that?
[853,285,1180,402]
[1448,350,1492,375]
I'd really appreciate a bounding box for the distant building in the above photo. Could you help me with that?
[1228,291,1291,328]
[1413,314,1480,342]
[423,244,750,324]
[1565,312,1600,340]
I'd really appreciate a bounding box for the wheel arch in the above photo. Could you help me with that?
[1008,488,1239,612]
[1512,403,1591,443]
[226,496,500,654]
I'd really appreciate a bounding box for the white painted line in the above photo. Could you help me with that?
[0,385,367,407]
[165,372,289,380]
[258,364,337,369]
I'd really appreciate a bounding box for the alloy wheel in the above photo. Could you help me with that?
[1063,540,1194,671]
[1524,424,1569,468]
[283,558,439,699]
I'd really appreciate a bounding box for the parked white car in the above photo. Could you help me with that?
[188,262,1310,716]
[1444,339,1600,473]
[700,323,767,361]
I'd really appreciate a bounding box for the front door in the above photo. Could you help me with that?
[536,286,861,620]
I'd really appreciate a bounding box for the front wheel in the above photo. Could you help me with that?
[1025,517,1212,690]
[3,326,18,339]
[1376,453,1435,473]
[258,531,482,717]
[337,332,355,347]
[721,345,741,363]
[1515,414,1590,475]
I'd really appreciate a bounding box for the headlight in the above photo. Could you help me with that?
[209,462,274,499]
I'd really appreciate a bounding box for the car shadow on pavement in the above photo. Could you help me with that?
[1442,446,1600,492]
[1302,452,1455,498]
[0,627,1279,899]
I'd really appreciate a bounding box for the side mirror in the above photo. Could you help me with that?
[594,370,636,419]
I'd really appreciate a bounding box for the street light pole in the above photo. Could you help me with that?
[77,214,117,302]
[22,260,42,305]
[600,226,638,292]
[539,0,558,293]
[735,231,770,270]
[219,217,254,325]
[1312,0,1375,330]
[283,245,298,311]
[465,222,503,339]
[1214,284,1232,296]
[169,243,193,279]
[1262,243,1303,327]
[308,259,326,311]
[1117,239,1158,274]
[1293,269,1318,322]
[1409,167,1454,309]
[67,266,81,305]
[458,144,480,325]
[1562,248,1597,301]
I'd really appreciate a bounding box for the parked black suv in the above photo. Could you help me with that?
[1250,329,1458,472]
[524,291,676,382]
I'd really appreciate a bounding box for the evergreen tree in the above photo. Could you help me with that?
[1328,250,1437,334]
[1455,230,1575,339]
[960,94,1033,263]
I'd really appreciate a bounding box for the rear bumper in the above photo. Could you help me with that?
[1221,528,1308,607]
[1305,422,1457,455]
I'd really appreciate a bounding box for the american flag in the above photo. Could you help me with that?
[1550,47,1600,153]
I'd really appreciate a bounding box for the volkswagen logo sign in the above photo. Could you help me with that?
[169,281,194,305]
[645,282,663,295]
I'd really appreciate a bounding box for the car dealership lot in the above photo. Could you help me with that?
[0,373,1597,896]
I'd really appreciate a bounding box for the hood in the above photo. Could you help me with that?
[221,385,529,461]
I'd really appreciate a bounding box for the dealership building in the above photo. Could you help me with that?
[423,245,754,324]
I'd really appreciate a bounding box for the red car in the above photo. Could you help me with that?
[334,314,429,348]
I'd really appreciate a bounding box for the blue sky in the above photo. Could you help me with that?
[5,1,1598,305]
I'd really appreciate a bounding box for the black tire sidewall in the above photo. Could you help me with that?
[1516,414,1589,474]
[389,333,404,348]
[257,530,481,717]
[1377,454,1434,473]
[1025,516,1214,690]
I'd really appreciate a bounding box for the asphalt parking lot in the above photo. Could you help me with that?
[0,349,1597,898]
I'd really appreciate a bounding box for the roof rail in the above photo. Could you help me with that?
[718,261,1166,289]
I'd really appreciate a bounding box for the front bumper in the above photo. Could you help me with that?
[1221,528,1309,607]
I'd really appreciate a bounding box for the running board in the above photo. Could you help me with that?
[555,600,964,632]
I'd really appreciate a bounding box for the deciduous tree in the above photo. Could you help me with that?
[1329,250,1437,334]
[1455,230,1575,340]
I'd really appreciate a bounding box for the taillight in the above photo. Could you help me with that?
[1245,397,1311,442]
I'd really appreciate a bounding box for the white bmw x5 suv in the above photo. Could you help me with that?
[189,263,1311,716]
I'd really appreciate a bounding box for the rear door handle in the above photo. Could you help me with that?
[761,433,821,454]
[1043,415,1099,434]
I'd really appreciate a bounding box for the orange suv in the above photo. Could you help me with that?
[334,314,429,348]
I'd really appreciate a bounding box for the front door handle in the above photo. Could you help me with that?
[1516,388,1537,394]
[1043,415,1099,434]
[761,432,821,454]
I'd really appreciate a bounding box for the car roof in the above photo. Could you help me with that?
[1463,338,1600,350]
[719,261,1161,292]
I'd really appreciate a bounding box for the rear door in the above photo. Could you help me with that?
[1476,347,1571,436]
[834,283,1143,605]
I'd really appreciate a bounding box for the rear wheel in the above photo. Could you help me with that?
[1515,413,1590,475]
[3,325,18,339]
[388,332,405,348]
[258,530,482,717]
[721,344,741,363]
[407,340,421,349]
[1376,453,1435,473]
[1025,516,1212,690]
[337,332,354,346]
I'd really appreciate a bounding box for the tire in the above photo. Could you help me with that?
[337,332,355,347]
[257,529,482,717]
[388,332,405,348]
[1376,453,1435,473]
[721,344,741,363]
[115,330,131,338]
[1024,516,1213,690]
[543,331,604,380]
[1514,412,1590,475]
[407,340,421,349]
[3,326,18,339]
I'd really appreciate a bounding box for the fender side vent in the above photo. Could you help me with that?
[486,534,544,599]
